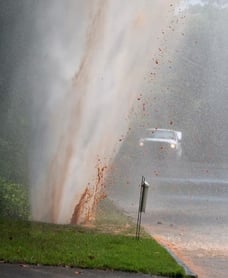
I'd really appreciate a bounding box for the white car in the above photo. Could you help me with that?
[139,128,182,158]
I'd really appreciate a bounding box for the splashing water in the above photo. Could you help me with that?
[28,0,179,224]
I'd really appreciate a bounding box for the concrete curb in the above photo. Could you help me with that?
[158,244,198,278]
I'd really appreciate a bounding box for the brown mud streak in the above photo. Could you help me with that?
[69,2,108,225]
[71,165,107,224]
[71,187,91,224]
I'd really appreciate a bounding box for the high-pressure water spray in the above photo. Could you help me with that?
[27,0,179,224]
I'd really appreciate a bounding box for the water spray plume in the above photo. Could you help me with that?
[29,0,179,224]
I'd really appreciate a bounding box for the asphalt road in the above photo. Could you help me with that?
[0,263,167,278]
[120,177,228,278]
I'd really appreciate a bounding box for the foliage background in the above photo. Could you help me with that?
[0,1,31,218]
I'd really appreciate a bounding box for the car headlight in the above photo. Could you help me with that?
[139,141,144,147]
[170,143,176,149]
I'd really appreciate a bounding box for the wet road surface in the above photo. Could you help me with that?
[123,177,228,278]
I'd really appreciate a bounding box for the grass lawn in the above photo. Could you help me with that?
[0,200,187,278]
[0,178,186,278]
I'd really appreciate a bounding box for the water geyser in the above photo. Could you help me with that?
[28,0,178,224]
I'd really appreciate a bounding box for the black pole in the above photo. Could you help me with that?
[136,176,145,240]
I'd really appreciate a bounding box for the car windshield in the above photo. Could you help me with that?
[146,130,176,140]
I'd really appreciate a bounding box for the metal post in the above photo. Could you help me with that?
[136,177,144,240]
[136,176,149,240]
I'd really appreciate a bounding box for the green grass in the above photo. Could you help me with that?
[0,181,186,277]
[0,217,186,277]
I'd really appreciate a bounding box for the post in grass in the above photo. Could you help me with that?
[136,176,150,240]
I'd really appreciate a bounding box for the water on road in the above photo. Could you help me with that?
[110,170,228,278]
